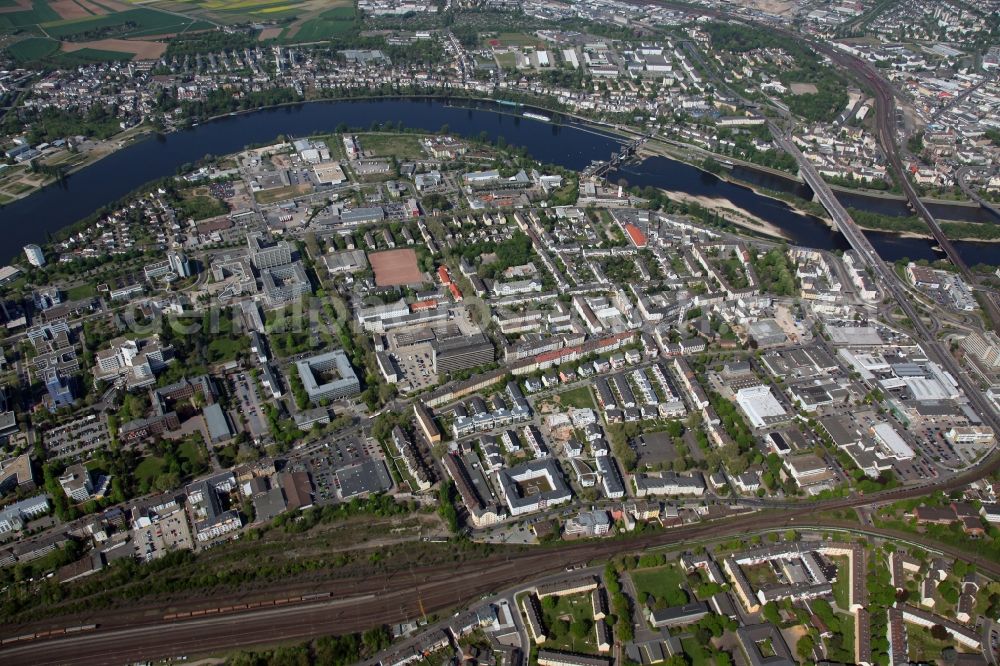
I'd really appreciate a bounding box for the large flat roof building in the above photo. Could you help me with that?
[294,350,361,403]
[247,232,292,269]
[498,458,572,517]
[433,331,494,376]
[260,261,311,307]
[735,385,787,429]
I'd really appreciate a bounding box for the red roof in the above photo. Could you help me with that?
[437,266,451,284]
[410,299,437,311]
[448,283,463,301]
[624,222,647,247]
[536,345,582,364]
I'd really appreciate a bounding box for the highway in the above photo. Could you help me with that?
[641,0,1000,329]
[773,126,1000,436]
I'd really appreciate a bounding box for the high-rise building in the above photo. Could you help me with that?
[44,369,75,410]
[23,244,45,267]
[167,251,190,278]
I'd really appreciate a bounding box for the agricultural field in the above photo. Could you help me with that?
[0,0,62,31]
[5,35,59,62]
[282,4,354,42]
[144,0,351,33]
[2,0,212,64]
[62,37,166,59]
[43,8,212,40]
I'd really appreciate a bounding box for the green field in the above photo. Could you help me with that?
[66,283,97,300]
[830,556,850,611]
[907,625,956,660]
[135,439,206,485]
[357,132,424,160]
[494,52,516,69]
[287,6,355,42]
[630,565,688,606]
[552,386,596,411]
[43,8,211,40]
[207,336,248,363]
[6,36,59,62]
[134,455,166,484]
[0,1,60,30]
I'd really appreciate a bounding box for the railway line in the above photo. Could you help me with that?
[4,507,1000,665]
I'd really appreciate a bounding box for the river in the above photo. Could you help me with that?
[1,98,996,267]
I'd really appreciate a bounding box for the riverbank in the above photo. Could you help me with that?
[657,189,792,241]
[0,125,155,205]
[648,144,1000,244]
[0,91,625,208]
[2,96,996,267]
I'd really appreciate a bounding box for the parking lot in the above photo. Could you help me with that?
[294,435,382,504]
[389,342,437,394]
[43,415,111,460]
[230,372,268,438]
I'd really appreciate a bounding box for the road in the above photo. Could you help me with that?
[955,166,1000,221]
[773,126,1000,438]
[639,0,1000,330]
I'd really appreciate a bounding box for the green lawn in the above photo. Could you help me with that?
[287,6,355,42]
[134,455,166,484]
[681,636,711,666]
[539,593,598,653]
[907,624,955,660]
[66,283,97,300]
[494,52,516,69]
[356,133,425,160]
[177,439,206,468]
[830,556,850,611]
[553,386,597,411]
[630,565,688,606]
[207,336,247,363]
[742,562,779,590]
[825,611,855,663]
[6,182,32,194]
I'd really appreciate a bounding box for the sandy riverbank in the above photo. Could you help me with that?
[658,188,793,241]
